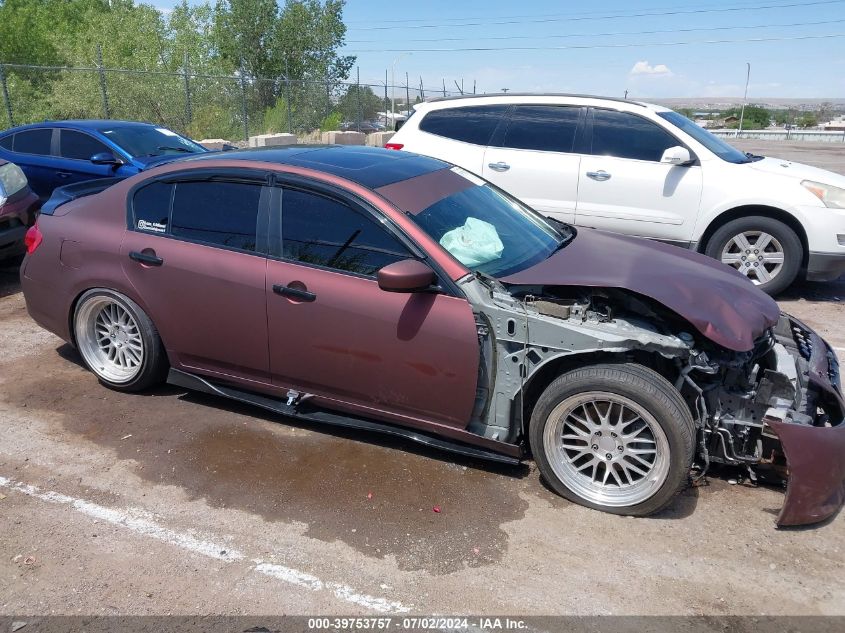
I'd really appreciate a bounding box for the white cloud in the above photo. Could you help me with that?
[629,61,673,77]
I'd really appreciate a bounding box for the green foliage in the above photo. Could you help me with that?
[263,97,291,133]
[724,105,771,130]
[674,107,695,119]
[320,110,342,132]
[0,0,354,138]
[337,84,382,122]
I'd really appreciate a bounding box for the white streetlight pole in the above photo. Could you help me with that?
[391,53,410,121]
[737,62,751,138]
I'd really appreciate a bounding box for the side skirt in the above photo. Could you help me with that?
[167,368,522,466]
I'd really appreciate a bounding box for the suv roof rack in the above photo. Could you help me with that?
[424,93,647,108]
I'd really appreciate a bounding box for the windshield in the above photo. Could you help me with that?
[658,111,751,164]
[409,179,568,277]
[100,126,206,158]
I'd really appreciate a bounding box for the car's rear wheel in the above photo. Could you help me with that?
[73,289,167,391]
[704,216,802,296]
[529,363,695,517]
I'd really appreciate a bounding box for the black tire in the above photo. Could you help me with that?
[73,289,168,392]
[704,215,802,296]
[529,363,695,517]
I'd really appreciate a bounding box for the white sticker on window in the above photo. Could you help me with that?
[156,127,178,137]
[450,165,485,186]
[138,219,166,233]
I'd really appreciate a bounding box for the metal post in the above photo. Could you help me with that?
[239,58,249,142]
[96,44,110,118]
[442,78,446,98]
[355,67,362,133]
[285,58,292,134]
[182,52,192,128]
[737,61,751,138]
[325,76,331,121]
[0,65,13,128]
[405,72,410,118]
[384,69,388,129]
[419,77,425,101]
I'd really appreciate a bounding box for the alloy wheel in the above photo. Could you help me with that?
[75,297,145,384]
[720,231,785,285]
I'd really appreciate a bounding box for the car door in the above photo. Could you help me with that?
[121,174,271,383]
[265,182,480,429]
[57,129,130,185]
[575,108,703,243]
[482,105,585,224]
[410,105,508,174]
[1,128,57,200]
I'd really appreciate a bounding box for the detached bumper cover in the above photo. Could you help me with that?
[767,316,845,526]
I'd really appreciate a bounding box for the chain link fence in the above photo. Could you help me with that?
[0,54,473,142]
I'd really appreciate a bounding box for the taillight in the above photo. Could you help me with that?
[24,222,43,254]
[384,143,404,150]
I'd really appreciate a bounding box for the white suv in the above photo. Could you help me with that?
[388,94,845,295]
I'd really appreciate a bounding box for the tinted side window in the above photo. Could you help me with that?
[282,188,411,276]
[133,181,173,233]
[502,105,581,153]
[591,110,678,161]
[419,105,507,145]
[13,129,52,155]
[170,181,261,251]
[60,130,110,160]
[0,134,13,150]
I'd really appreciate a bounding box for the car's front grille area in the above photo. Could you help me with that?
[828,349,841,389]
[791,322,814,361]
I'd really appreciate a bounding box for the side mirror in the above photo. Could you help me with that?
[90,151,124,167]
[221,143,238,151]
[660,146,693,166]
[377,259,437,293]
[394,119,405,132]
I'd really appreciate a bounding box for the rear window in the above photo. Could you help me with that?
[419,105,507,145]
[0,134,13,150]
[502,105,581,153]
[133,181,173,233]
[13,129,52,155]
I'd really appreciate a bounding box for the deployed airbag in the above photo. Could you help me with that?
[439,217,504,268]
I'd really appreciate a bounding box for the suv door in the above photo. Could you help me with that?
[575,108,703,243]
[121,175,271,383]
[482,104,585,223]
[1,128,56,200]
[265,183,480,428]
[412,105,508,173]
[57,129,128,186]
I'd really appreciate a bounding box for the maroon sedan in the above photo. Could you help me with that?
[0,159,39,260]
[20,146,845,525]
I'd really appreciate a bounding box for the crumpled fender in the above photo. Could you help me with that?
[767,416,845,526]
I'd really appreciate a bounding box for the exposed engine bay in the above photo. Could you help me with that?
[460,272,845,526]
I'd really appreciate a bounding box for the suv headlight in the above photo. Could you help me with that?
[802,180,845,209]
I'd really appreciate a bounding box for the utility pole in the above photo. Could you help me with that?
[96,43,110,119]
[737,62,751,138]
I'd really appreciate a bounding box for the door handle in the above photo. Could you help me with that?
[487,161,510,172]
[586,170,611,182]
[128,250,164,266]
[273,284,316,302]
[56,171,71,179]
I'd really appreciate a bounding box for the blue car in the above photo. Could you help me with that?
[0,120,208,201]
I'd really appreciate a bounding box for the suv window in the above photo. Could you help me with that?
[170,180,261,251]
[133,181,173,234]
[0,134,13,150]
[502,105,581,153]
[281,187,412,276]
[60,130,110,161]
[591,110,679,162]
[13,129,53,155]
[419,105,507,145]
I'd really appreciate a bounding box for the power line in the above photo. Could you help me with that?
[347,18,845,44]
[343,0,833,25]
[344,32,845,53]
[346,0,845,31]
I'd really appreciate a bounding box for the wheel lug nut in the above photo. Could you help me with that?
[596,431,601,437]
[618,446,624,451]
[611,432,617,438]
[605,453,612,460]
[591,444,598,450]
[746,250,751,254]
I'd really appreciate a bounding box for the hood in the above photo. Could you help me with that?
[499,228,780,352]
[748,157,845,188]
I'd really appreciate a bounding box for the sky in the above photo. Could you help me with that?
[153,0,845,99]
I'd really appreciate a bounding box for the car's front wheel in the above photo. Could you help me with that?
[73,289,167,392]
[705,216,802,296]
[529,363,695,517]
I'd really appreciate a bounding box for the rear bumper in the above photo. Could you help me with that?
[767,316,845,526]
[806,252,845,282]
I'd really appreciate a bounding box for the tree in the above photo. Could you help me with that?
[337,84,382,122]
[724,105,770,130]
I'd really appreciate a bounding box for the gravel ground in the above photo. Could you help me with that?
[1,141,844,618]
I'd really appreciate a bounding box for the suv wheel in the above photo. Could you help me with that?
[529,363,695,517]
[705,216,802,295]
[73,289,168,391]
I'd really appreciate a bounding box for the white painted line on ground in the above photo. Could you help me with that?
[0,475,410,614]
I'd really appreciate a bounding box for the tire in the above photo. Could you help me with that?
[73,289,168,392]
[529,363,695,517]
[704,215,802,296]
